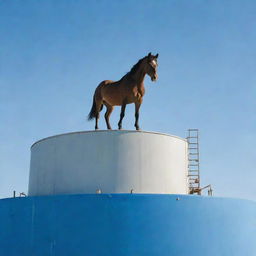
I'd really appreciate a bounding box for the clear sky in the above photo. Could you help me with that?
[0,0,255,200]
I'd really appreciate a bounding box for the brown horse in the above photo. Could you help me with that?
[88,52,158,130]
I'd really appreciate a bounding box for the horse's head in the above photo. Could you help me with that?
[145,52,158,82]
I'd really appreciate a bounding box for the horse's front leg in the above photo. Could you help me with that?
[134,101,142,130]
[118,102,127,130]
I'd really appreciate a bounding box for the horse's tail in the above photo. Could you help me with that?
[88,97,97,120]
[87,96,103,120]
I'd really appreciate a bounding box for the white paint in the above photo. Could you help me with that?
[28,130,188,196]
[151,59,157,66]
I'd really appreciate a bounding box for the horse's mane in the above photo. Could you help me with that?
[121,57,145,80]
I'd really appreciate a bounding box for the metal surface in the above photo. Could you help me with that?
[28,130,188,196]
[0,194,255,256]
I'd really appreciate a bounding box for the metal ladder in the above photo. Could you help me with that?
[187,129,201,195]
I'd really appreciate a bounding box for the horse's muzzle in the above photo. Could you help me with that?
[151,74,158,81]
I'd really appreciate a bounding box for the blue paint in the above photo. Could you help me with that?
[0,194,255,256]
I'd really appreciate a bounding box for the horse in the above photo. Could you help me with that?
[88,52,158,130]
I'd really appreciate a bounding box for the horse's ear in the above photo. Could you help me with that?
[148,52,152,57]
[155,53,159,58]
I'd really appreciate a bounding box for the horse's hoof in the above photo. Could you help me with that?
[135,127,140,131]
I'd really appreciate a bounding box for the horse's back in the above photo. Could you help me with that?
[94,80,113,96]
[99,80,115,86]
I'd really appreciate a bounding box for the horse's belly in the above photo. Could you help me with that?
[103,94,123,106]
[126,97,136,104]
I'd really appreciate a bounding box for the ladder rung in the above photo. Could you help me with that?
[189,164,199,166]
[189,153,199,155]
[188,175,199,177]
[190,189,200,192]
[187,136,198,138]
[188,148,198,150]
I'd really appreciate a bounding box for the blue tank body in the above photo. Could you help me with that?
[0,194,255,256]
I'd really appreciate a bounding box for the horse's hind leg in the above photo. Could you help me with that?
[95,99,103,130]
[118,102,127,130]
[104,103,114,130]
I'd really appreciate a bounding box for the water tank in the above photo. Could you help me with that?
[28,130,188,196]
[1,130,255,256]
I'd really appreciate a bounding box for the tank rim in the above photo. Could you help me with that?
[31,130,187,149]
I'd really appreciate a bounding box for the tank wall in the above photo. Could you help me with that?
[0,195,255,256]
[28,131,188,196]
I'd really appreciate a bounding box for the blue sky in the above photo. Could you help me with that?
[0,0,256,200]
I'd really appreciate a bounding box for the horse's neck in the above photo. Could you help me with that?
[132,67,146,88]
